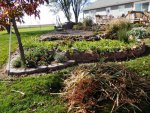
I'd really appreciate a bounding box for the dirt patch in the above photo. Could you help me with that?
[0,67,7,79]
[40,30,96,41]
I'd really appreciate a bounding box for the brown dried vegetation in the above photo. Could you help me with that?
[64,63,150,113]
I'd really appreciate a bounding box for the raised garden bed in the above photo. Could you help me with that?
[6,51,75,75]
[40,30,101,41]
[6,41,145,75]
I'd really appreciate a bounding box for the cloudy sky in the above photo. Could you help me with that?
[19,0,96,26]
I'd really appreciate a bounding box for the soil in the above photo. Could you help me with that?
[0,66,7,79]
[40,30,94,41]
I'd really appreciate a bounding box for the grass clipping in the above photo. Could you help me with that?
[64,63,150,113]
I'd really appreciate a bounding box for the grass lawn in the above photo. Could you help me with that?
[124,38,150,76]
[124,55,150,76]
[0,26,54,67]
[0,69,70,113]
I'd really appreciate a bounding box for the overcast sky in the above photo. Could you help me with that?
[19,0,96,26]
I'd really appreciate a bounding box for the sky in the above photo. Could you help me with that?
[19,0,96,26]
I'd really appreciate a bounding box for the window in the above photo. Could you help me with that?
[125,3,132,8]
[135,2,149,11]
[135,3,142,11]
[142,2,149,11]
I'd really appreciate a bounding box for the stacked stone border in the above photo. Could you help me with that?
[67,42,146,63]
[6,42,146,76]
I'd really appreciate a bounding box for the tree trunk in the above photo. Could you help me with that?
[75,14,78,23]
[12,18,26,65]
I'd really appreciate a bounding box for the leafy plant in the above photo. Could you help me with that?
[73,24,83,30]
[128,27,148,39]
[83,17,93,27]
[131,23,145,28]
[12,58,22,68]
[147,27,150,36]
[71,39,135,53]
[54,52,68,63]
[13,47,54,68]
[117,28,129,43]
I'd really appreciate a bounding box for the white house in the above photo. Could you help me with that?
[83,0,150,22]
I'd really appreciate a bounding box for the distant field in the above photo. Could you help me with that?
[0,26,54,67]
[17,24,54,29]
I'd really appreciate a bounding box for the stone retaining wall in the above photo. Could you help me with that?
[6,60,75,76]
[67,43,146,63]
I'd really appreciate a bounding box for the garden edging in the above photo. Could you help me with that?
[67,42,146,62]
[6,51,75,75]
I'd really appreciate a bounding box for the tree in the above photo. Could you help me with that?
[0,0,49,65]
[50,0,71,22]
[71,0,88,23]
[0,18,10,33]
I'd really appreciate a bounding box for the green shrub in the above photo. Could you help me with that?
[117,29,129,43]
[73,24,83,30]
[128,27,148,39]
[147,27,150,36]
[54,52,68,63]
[83,17,93,27]
[12,58,22,68]
[25,47,54,68]
[13,47,54,68]
[131,23,145,28]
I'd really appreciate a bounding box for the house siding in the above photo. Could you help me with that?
[84,3,133,22]
[83,0,150,23]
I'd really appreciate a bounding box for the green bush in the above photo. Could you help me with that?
[12,58,22,68]
[13,47,54,68]
[54,52,68,63]
[131,23,145,28]
[25,47,54,68]
[83,17,93,27]
[73,24,83,30]
[128,27,148,39]
[117,29,129,43]
[147,27,150,36]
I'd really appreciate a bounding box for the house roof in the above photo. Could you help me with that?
[83,0,143,11]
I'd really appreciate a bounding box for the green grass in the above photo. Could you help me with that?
[124,38,150,76]
[124,55,150,76]
[0,69,70,113]
[0,26,54,67]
